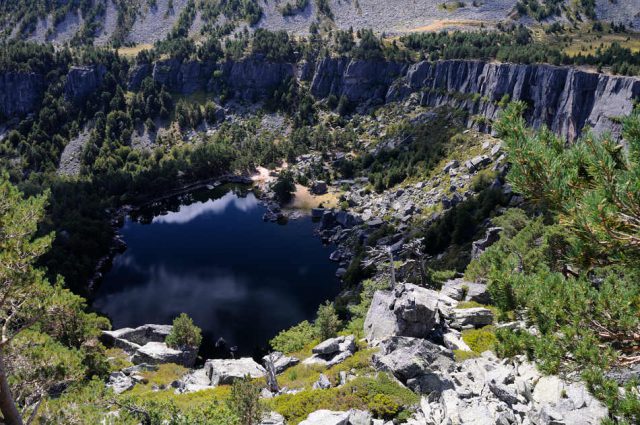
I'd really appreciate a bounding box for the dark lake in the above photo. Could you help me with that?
[92,185,339,359]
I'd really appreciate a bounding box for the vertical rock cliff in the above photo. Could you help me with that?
[0,72,44,119]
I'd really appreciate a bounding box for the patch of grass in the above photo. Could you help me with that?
[462,325,497,354]
[454,349,480,362]
[268,373,418,424]
[106,347,133,372]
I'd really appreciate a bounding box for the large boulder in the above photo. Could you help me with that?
[299,410,350,425]
[102,324,196,368]
[303,335,356,367]
[205,358,266,386]
[449,308,494,329]
[102,324,172,349]
[440,279,491,304]
[372,336,454,394]
[364,283,440,343]
[263,352,299,374]
[131,342,197,368]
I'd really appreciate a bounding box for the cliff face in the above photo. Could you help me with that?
[315,58,640,140]
[0,71,44,119]
[388,60,640,140]
[127,56,296,101]
[123,56,638,141]
[64,65,107,103]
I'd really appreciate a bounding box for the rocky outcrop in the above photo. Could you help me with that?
[64,65,107,103]
[222,57,295,101]
[134,55,294,100]
[0,71,44,118]
[310,57,406,105]
[151,59,216,94]
[364,283,442,343]
[205,357,266,386]
[303,335,357,367]
[101,324,197,368]
[416,353,608,425]
[305,57,639,141]
[387,60,640,140]
[372,336,455,394]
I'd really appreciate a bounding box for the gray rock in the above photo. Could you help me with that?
[471,227,503,259]
[64,65,106,103]
[205,358,266,386]
[364,283,440,343]
[299,410,350,425]
[106,371,135,394]
[312,181,328,195]
[262,351,299,374]
[304,335,356,367]
[372,336,454,393]
[260,412,286,425]
[441,278,492,304]
[449,307,494,329]
[313,373,331,390]
[131,342,198,368]
[0,71,44,118]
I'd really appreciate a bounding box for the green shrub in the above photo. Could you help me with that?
[368,393,400,419]
[229,376,264,425]
[165,313,202,349]
[470,169,498,192]
[316,301,341,340]
[462,326,497,353]
[270,320,317,354]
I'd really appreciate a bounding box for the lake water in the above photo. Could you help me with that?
[93,185,340,359]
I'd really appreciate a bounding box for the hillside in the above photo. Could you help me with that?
[2,0,639,47]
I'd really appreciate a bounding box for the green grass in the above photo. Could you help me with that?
[268,373,419,424]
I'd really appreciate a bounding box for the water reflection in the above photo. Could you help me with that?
[153,192,259,224]
[94,186,338,359]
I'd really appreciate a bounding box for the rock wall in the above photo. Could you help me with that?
[64,65,107,103]
[312,58,640,141]
[0,71,44,118]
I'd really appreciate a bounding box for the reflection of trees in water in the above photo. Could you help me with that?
[130,184,254,224]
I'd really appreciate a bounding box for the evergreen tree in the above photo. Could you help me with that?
[0,175,107,424]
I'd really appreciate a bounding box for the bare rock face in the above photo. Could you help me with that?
[440,279,491,305]
[303,335,356,367]
[205,358,266,386]
[262,351,299,374]
[0,71,44,118]
[364,283,440,343]
[449,307,494,330]
[387,60,640,141]
[471,227,502,259]
[64,65,106,103]
[372,336,455,394]
[101,324,197,368]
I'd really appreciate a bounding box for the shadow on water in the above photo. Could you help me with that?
[92,185,339,360]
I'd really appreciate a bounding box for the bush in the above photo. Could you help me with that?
[165,313,202,349]
[270,320,317,354]
[368,393,400,419]
[229,376,264,425]
[316,301,341,340]
[461,326,497,354]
